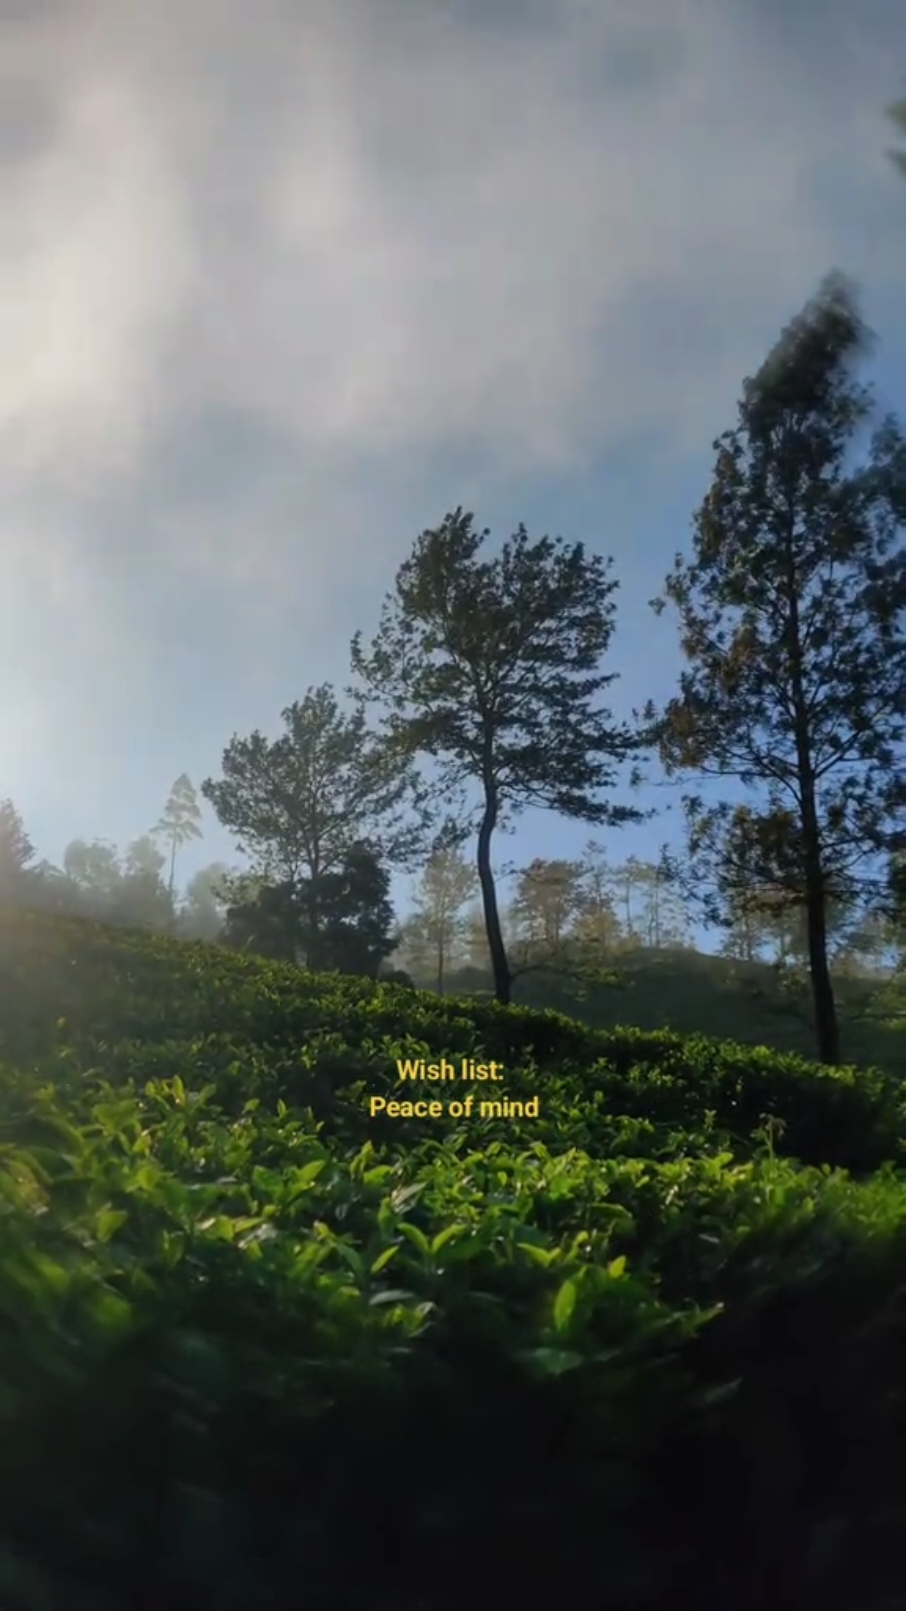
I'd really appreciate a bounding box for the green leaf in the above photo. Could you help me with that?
[363,1165,394,1187]
[197,1215,236,1241]
[398,1222,431,1257]
[516,1241,561,1268]
[290,1159,327,1191]
[430,1223,467,1255]
[335,1243,365,1280]
[553,1277,578,1333]
[519,1346,585,1378]
[96,1207,128,1242]
[389,1182,426,1213]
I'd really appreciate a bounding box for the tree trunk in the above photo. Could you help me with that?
[801,801,840,1064]
[305,868,322,973]
[786,558,841,1065]
[477,780,510,1005]
[167,839,177,934]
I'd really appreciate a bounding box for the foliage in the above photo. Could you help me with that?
[351,509,647,1004]
[396,844,477,993]
[316,842,399,976]
[110,834,172,928]
[222,843,398,977]
[152,774,204,926]
[2,910,906,1605]
[47,836,173,929]
[0,799,36,902]
[509,856,584,958]
[437,939,906,1077]
[62,836,123,904]
[177,862,233,941]
[402,845,687,994]
[202,683,426,969]
[651,273,906,1066]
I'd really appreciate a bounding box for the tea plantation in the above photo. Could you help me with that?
[3,910,906,1609]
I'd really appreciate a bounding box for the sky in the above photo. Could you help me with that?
[3,0,906,934]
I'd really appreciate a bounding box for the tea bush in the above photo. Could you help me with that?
[2,908,906,1609]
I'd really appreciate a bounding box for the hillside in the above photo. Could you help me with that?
[433,945,906,1080]
[3,909,906,1609]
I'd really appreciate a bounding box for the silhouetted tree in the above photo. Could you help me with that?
[651,274,906,1064]
[351,510,646,1004]
[222,878,299,962]
[222,842,397,977]
[203,684,425,972]
[317,843,399,977]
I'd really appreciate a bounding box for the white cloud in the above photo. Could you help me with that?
[1,32,199,494]
[1,0,905,841]
[3,0,903,510]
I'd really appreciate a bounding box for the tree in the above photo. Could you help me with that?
[461,903,494,972]
[834,905,897,977]
[203,685,424,971]
[572,840,622,958]
[886,849,906,933]
[222,877,299,962]
[56,835,172,929]
[222,843,398,977]
[177,862,232,941]
[24,860,75,915]
[317,843,399,977]
[351,509,646,1004]
[152,775,203,930]
[651,273,906,1064]
[509,857,583,964]
[608,855,645,943]
[62,839,123,916]
[110,836,171,929]
[623,850,688,949]
[401,844,477,993]
[0,800,36,904]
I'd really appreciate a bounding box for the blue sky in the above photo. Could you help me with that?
[3,0,906,936]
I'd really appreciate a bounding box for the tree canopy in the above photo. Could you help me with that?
[651,272,906,1063]
[202,683,425,970]
[351,509,646,1002]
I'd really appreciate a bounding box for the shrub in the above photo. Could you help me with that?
[1,908,906,1608]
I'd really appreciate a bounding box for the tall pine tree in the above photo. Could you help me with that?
[351,510,645,1004]
[651,273,906,1064]
[152,775,203,931]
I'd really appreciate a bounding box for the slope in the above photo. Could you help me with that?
[1,909,906,1611]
